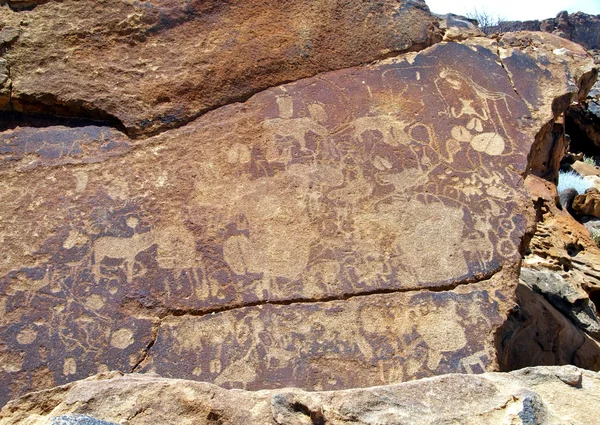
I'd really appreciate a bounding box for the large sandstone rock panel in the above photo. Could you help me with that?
[0,0,440,136]
[0,34,596,406]
[1,366,600,425]
[0,39,541,405]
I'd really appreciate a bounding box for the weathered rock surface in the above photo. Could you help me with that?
[0,30,597,407]
[0,0,441,137]
[436,14,484,42]
[1,366,600,424]
[573,191,600,217]
[496,31,597,183]
[519,268,600,338]
[513,175,600,370]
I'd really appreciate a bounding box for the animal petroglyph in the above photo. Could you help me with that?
[218,177,318,281]
[460,352,488,374]
[93,219,199,282]
[351,115,411,147]
[93,232,154,282]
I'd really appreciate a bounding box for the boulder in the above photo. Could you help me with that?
[573,192,600,217]
[0,30,596,407]
[519,268,600,338]
[0,0,441,137]
[571,160,600,177]
[1,366,600,425]
[436,14,485,42]
[559,187,578,211]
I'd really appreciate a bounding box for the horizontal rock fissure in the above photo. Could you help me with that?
[151,266,504,320]
[132,266,504,374]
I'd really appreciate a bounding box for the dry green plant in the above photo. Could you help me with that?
[583,155,597,166]
[591,229,600,247]
[465,8,505,35]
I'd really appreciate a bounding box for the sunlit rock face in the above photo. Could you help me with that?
[2,366,600,425]
[0,0,598,409]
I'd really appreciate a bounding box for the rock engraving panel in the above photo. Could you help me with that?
[146,280,505,390]
[0,41,535,404]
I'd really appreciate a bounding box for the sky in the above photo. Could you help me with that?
[426,0,600,21]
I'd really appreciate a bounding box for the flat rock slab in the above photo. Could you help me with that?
[1,366,599,425]
[0,0,439,136]
[0,34,595,406]
[0,39,535,405]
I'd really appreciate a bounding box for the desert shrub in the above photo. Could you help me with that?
[465,8,504,35]
[557,170,593,194]
[583,155,597,166]
[591,229,600,247]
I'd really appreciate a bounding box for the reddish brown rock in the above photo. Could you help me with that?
[497,32,598,183]
[511,175,600,368]
[573,191,600,217]
[0,0,440,137]
[147,275,511,389]
[0,38,535,404]
[1,30,597,407]
[1,366,600,425]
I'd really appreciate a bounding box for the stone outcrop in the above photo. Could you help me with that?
[544,11,600,51]
[496,31,597,183]
[0,28,596,408]
[573,191,600,217]
[490,11,600,50]
[1,366,599,424]
[0,0,440,137]
[512,175,600,371]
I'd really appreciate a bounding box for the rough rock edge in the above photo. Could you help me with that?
[1,366,599,424]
